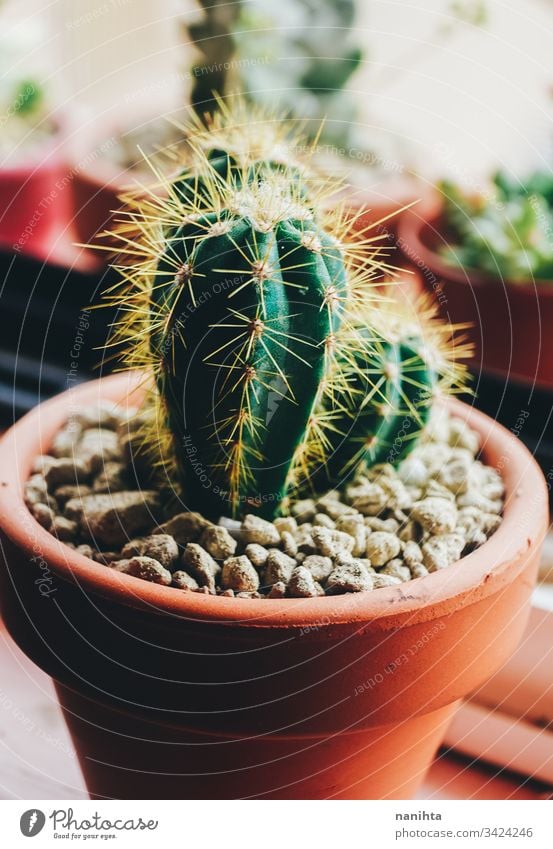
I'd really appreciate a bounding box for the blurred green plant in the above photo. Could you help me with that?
[11,79,44,117]
[439,172,553,280]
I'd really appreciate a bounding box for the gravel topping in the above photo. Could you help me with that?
[26,405,505,598]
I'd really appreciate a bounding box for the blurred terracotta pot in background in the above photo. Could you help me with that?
[0,133,73,261]
[341,174,440,306]
[398,212,553,388]
[346,174,441,243]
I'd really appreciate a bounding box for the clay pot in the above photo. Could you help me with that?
[397,212,553,388]
[341,176,440,307]
[71,163,125,248]
[346,174,441,244]
[0,373,547,799]
[67,113,180,250]
[0,133,73,260]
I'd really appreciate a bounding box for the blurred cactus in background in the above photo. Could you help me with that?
[188,0,242,117]
[186,0,363,146]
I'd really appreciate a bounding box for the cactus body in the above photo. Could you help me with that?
[318,335,436,487]
[153,179,348,518]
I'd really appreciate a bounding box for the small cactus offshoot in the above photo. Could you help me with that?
[103,109,468,520]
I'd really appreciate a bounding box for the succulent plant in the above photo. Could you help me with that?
[105,110,466,520]
[439,176,553,280]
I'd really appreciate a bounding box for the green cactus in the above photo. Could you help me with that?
[284,295,466,502]
[153,175,349,517]
[315,335,434,486]
[106,110,466,520]
[171,99,313,210]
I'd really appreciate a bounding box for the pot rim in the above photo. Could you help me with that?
[398,211,553,295]
[0,372,548,629]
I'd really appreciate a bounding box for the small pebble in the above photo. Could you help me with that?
[268,581,287,598]
[336,514,366,556]
[313,512,336,529]
[44,457,89,491]
[294,525,316,554]
[154,512,211,546]
[241,514,280,546]
[312,527,354,557]
[372,573,402,589]
[31,502,55,530]
[410,563,429,579]
[111,556,172,585]
[380,560,411,582]
[287,566,323,598]
[274,517,297,535]
[290,499,316,522]
[51,516,78,542]
[349,483,387,516]
[244,543,269,569]
[398,456,428,487]
[280,530,298,558]
[50,423,82,458]
[221,555,259,593]
[402,540,423,568]
[302,554,334,583]
[326,562,374,594]
[171,570,200,591]
[92,462,128,493]
[75,401,124,430]
[24,474,50,506]
[121,534,179,570]
[78,428,122,473]
[182,543,221,590]
[200,525,237,560]
[92,550,119,565]
[67,490,160,547]
[422,534,465,572]
[31,455,57,476]
[54,484,92,507]
[264,549,296,585]
[365,532,401,566]
[365,517,399,533]
[411,497,458,535]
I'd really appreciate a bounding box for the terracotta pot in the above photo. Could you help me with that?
[397,212,553,389]
[345,175,441,245]
[0,133,73,261]
[341,177,439,307]
[0,373,547,799]
[71,164,125,248]
[67,111,179,250]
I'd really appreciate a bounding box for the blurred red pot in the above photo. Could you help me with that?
[398,212,553,389]
[0,131,73,261]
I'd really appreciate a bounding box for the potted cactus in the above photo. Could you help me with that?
[0,111,548,800]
